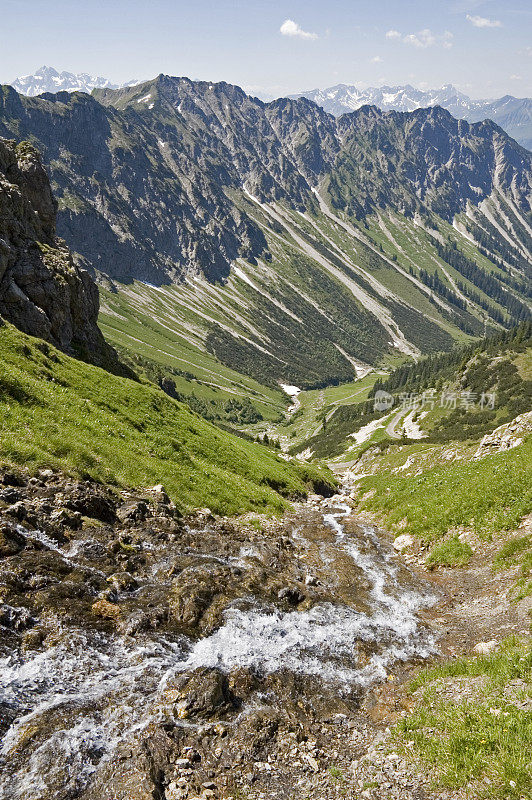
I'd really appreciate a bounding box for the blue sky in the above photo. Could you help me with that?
[1,0,530,98]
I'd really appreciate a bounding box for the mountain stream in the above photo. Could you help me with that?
[0,490,438,799]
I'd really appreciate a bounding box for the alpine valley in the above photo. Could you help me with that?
[0,71,531,800]
[1,75,531,397]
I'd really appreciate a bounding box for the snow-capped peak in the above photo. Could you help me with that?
[9,66,139,97]
[288,83,532,149]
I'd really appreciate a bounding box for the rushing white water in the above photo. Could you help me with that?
[182,499,435,686]
[0,499,436,799]
[0,630,189,800]
[182,599,433,687]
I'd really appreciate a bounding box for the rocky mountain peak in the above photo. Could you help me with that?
[9,66,137,97]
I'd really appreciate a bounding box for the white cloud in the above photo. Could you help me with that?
[442,32,454,49]
[393,29,453,49]
[280,19,318,41]
[466,14,502,28]
[510,74,522,80]
[371,55,383,63]
[385,29,401,40]
[403,29,436,48]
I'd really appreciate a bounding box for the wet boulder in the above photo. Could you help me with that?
[91,598,121,620]
[162,668,236,720]
[61,482,116,523]
[106,571,139,593]
[227,707,281,758]
[5,501,32,523]
[49,507,83,530]
[0,523,26,557]
[21,626,47,651]
[122,605,168,636]
[228,666,260,698]
[0,487,23,504]
[117,500,150,524]
[170,564,234,633]
[277,586,306,605]
[0,603,35,631]
[78,728,170,800]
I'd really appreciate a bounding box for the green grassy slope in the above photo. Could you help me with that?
[356,436,532,542]
[395,638,532,799]
[98,283,287,421]
[0,323,335,515]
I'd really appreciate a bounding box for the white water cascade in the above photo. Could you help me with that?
[0,496,437,799]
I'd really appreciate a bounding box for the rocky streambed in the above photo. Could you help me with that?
[0,470,438,800]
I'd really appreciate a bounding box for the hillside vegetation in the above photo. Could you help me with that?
[0,323,335,514]
[292,323,532,460]
[356,436,532,542]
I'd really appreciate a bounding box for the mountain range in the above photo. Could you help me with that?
[0,74,530,393]
[291,84,532,151]
[9,65,139,96]
[8,69,532,152]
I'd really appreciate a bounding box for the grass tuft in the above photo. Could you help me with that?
[398,700,532,798]
[426,536,473,568]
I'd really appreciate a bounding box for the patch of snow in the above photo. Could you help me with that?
[280,384,301,398]
[295,447,313,461]
[350,416,388,445]
[139,280,161,289]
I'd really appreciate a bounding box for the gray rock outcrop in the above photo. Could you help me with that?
[0,137,122,371]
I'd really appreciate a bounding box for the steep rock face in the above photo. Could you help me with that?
[330,106,532,220]
[0,81,277,283]
[0,79,339,284]
[264,96,339,184]
[0,137,120,369]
